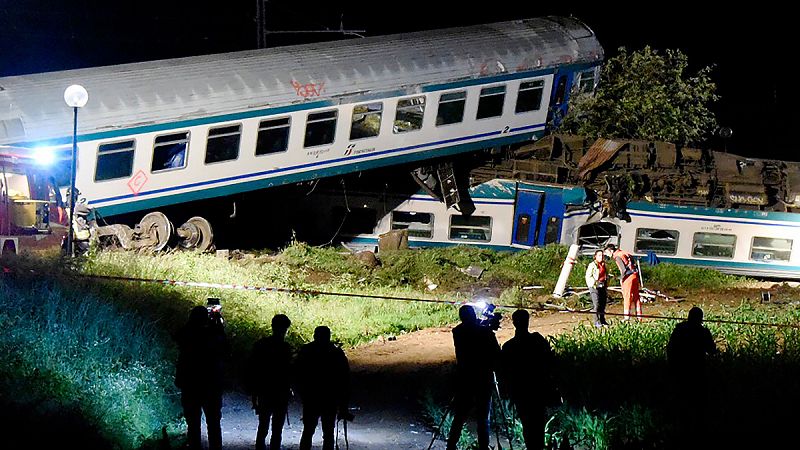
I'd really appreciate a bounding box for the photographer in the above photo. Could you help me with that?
[174,302,231,450]
[585,249,610,327]
[499,309,556,450]
[295,326,351,450]
[246,314,293,450]
[446,304,501,450]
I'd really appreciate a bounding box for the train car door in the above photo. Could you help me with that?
[512,189,544,248]
[546,70,573,130]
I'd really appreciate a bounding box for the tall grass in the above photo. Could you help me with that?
[0,279,180,449]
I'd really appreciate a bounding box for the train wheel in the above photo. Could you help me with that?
[176,216,214,252]
[138,212,174,252]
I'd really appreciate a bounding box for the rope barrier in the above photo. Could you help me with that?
[75,273,800,330]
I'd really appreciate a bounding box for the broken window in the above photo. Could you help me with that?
[304,110,337,148]
[692,232,736,259]
[394,96,425,133]
[350,102,383,140]
[515,79,544,113]
[205,124,241,164]
[256,117,291,155]
[391,211,434,238]
[750,236,792,262]
[95,139,134,181]
[635,228,679,255]
[152,131,189,172]
[578,69,596,94]
[449,215,492,242]
[476,85,506,119]
[436,91,466,126]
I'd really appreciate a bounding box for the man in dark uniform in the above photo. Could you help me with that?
[174,305,230,450]
[667,306,717,449]
[247,314,293,450]
[295,326,351,450]
[446,305,501,450]
[499,309,556,450]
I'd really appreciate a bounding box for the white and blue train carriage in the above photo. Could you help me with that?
[304,178,588,251]
[313,178,800,280]
[0,16,603,250]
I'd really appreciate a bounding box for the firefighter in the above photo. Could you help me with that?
[604,244,642,321]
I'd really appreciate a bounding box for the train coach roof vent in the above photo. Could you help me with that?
[0,118,25,141]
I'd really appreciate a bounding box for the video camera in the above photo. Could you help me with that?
[206,297,224,327]
[470,300,501,331]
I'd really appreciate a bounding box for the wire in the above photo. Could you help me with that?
[73,273,800,330]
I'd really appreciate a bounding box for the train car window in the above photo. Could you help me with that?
[95,139,135,181]
[391,211,434,238]
[515,80,545,113]
[256,117,291,155]
[394,97,425,133]
[750,237,793,262]
[331,206,377,235]
[151,131,189,172]
[350,102,383,140]
[436,91,466,126]
[205,124,241,164]
[578,69,597,94]
[692,232,736,259]
[476,85,506,120]
[449,215,492,242]
[304,110,338,148]
[635,228,679,255]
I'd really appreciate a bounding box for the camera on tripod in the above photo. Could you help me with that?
[470,300,501,331]
[206,297,224,327]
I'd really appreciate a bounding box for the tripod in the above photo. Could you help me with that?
[426,373,515,450]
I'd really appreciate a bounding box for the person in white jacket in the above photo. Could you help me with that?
[585,250,609,327]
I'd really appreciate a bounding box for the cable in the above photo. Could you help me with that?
[73,273,800,330]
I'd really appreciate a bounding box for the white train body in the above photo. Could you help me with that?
[0,17,603,221]
[313,179,800,279]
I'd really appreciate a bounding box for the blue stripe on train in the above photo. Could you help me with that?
[92,129,543,216]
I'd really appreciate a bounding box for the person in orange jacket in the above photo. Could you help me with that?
[604,244,642,321]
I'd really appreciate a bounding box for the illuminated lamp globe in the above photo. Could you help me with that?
[64,84,89,108]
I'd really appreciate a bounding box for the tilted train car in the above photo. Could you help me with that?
[0,17,603,251]
[310,179,800,280]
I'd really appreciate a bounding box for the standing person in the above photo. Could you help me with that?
[666,307,718,448]
[446,305,501,450]
[295,326,352,450]
[585,249,610,327]
[604,244,642,321]
[499,309,556,450]
[246,314,293,450]
[174,304,230,450]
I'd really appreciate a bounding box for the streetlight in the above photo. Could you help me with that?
[64,84,88,257]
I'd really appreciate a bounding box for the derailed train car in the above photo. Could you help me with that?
[307,177,800,280]
[0,17,603,251]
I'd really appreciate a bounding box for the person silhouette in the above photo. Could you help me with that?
[246,314,293,450]
[295,326,351,450]
[446,304,501,450]
[499,309,556,450]
[174,305,230,450]
[666,306,717,449]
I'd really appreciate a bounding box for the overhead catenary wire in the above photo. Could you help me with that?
[74,273,800,330]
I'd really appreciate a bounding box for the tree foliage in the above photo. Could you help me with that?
[559,46,719,146]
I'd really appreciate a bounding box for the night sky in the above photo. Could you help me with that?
[0,1,793,159]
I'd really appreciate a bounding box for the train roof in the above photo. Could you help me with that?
[0,16,603,146]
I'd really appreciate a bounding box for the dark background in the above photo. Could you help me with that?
[1,1,793,158]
